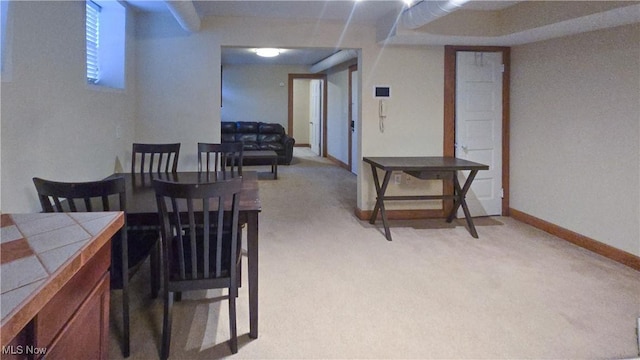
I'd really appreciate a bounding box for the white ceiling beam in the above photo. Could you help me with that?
[401,0,469,30]
[309,49,358,73]
[165,0,201,33]
[384,3,640,46]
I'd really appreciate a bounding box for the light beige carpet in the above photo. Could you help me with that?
[109,148,640,359]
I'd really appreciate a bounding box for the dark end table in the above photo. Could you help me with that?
[243,150,278,179]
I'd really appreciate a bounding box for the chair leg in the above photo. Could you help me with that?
[161,290,174,360]
[236,258,242,294]
[637,317,640,356]
[121,239,131,357]
[150,242,160,299]
[122,281,130,357]
[229,286,238,354]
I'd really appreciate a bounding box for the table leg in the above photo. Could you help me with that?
[369,164,382,222]
[369,165,393,241]
[247,211,259,338]
[446,170,480,238]
[273,158,278,180]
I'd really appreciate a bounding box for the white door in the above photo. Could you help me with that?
[309,79,322,156]
[455,51,503,216]
[350,68,359,174]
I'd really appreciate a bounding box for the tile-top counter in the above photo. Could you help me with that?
[0,212,124,346]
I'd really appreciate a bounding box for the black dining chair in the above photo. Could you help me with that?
[153,177,244,359]
[32,176,160,358]
[130,143,181,294]
[132,143,181,173]
[197,142,244,176]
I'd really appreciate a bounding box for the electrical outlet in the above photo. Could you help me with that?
[405,174,413,185]
[394,173,402,185]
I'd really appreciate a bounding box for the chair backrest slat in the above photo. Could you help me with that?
[203,199,210,278]
[217,197,226,276]
[186,198,197,279]
[197,142,243,176]
[132,143,181,174]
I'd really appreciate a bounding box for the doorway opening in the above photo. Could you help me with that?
[288,73,327,158]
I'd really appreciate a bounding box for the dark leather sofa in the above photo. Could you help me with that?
[221,121,295,165]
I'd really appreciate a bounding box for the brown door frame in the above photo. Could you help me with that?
[443,45,511,216]
[348,64,358,170]
[288,73,328,157]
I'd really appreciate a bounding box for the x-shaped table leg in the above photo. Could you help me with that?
[446,169,480,238]
[369,165,393,241]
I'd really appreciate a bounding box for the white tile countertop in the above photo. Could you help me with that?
[0,212,123,346]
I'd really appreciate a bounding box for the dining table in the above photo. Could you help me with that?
[106,171,261,339]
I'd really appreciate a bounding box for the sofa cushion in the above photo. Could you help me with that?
[258,133,282,144]
[259,123,284,135]
[243,142,260,150]
[259,143,284,151]
[221,134,236,142]
[236,133,257,143]
[236,134,259,150]
[237,122,259,133]
[221,122,237,133]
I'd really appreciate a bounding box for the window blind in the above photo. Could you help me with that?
[86,1,100,84]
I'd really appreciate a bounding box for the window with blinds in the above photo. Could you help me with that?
[1,1,10,74]
[86,0,100,84]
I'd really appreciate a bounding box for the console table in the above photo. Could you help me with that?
[363,156,489,241]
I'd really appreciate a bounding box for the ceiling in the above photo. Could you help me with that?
[126,1,640,66]
[194,0,408,25]
[126,0,520,65]
[221,47,338,66]
[129,1,520,21]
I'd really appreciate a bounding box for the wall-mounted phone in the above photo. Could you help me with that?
[374,86,390,133]
[379,99,387,117]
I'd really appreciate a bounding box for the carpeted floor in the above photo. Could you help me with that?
[109,148,640,359]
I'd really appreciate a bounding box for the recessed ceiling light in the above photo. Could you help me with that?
[255,48,281,57]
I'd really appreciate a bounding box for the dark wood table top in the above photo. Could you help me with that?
[363,156,489,172]
[107,171,261,221]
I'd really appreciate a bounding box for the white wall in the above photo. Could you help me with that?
[135,12,217,171]
[1,1,136,213]
[359,45,445,211]
[222,64,308,127]
[510,24,640,256]
[292,78,310,145]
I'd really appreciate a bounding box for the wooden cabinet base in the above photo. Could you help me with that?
[3,241,111,360]
[43,273,110,360]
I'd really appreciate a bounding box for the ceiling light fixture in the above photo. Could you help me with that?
[255,48,281,57]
